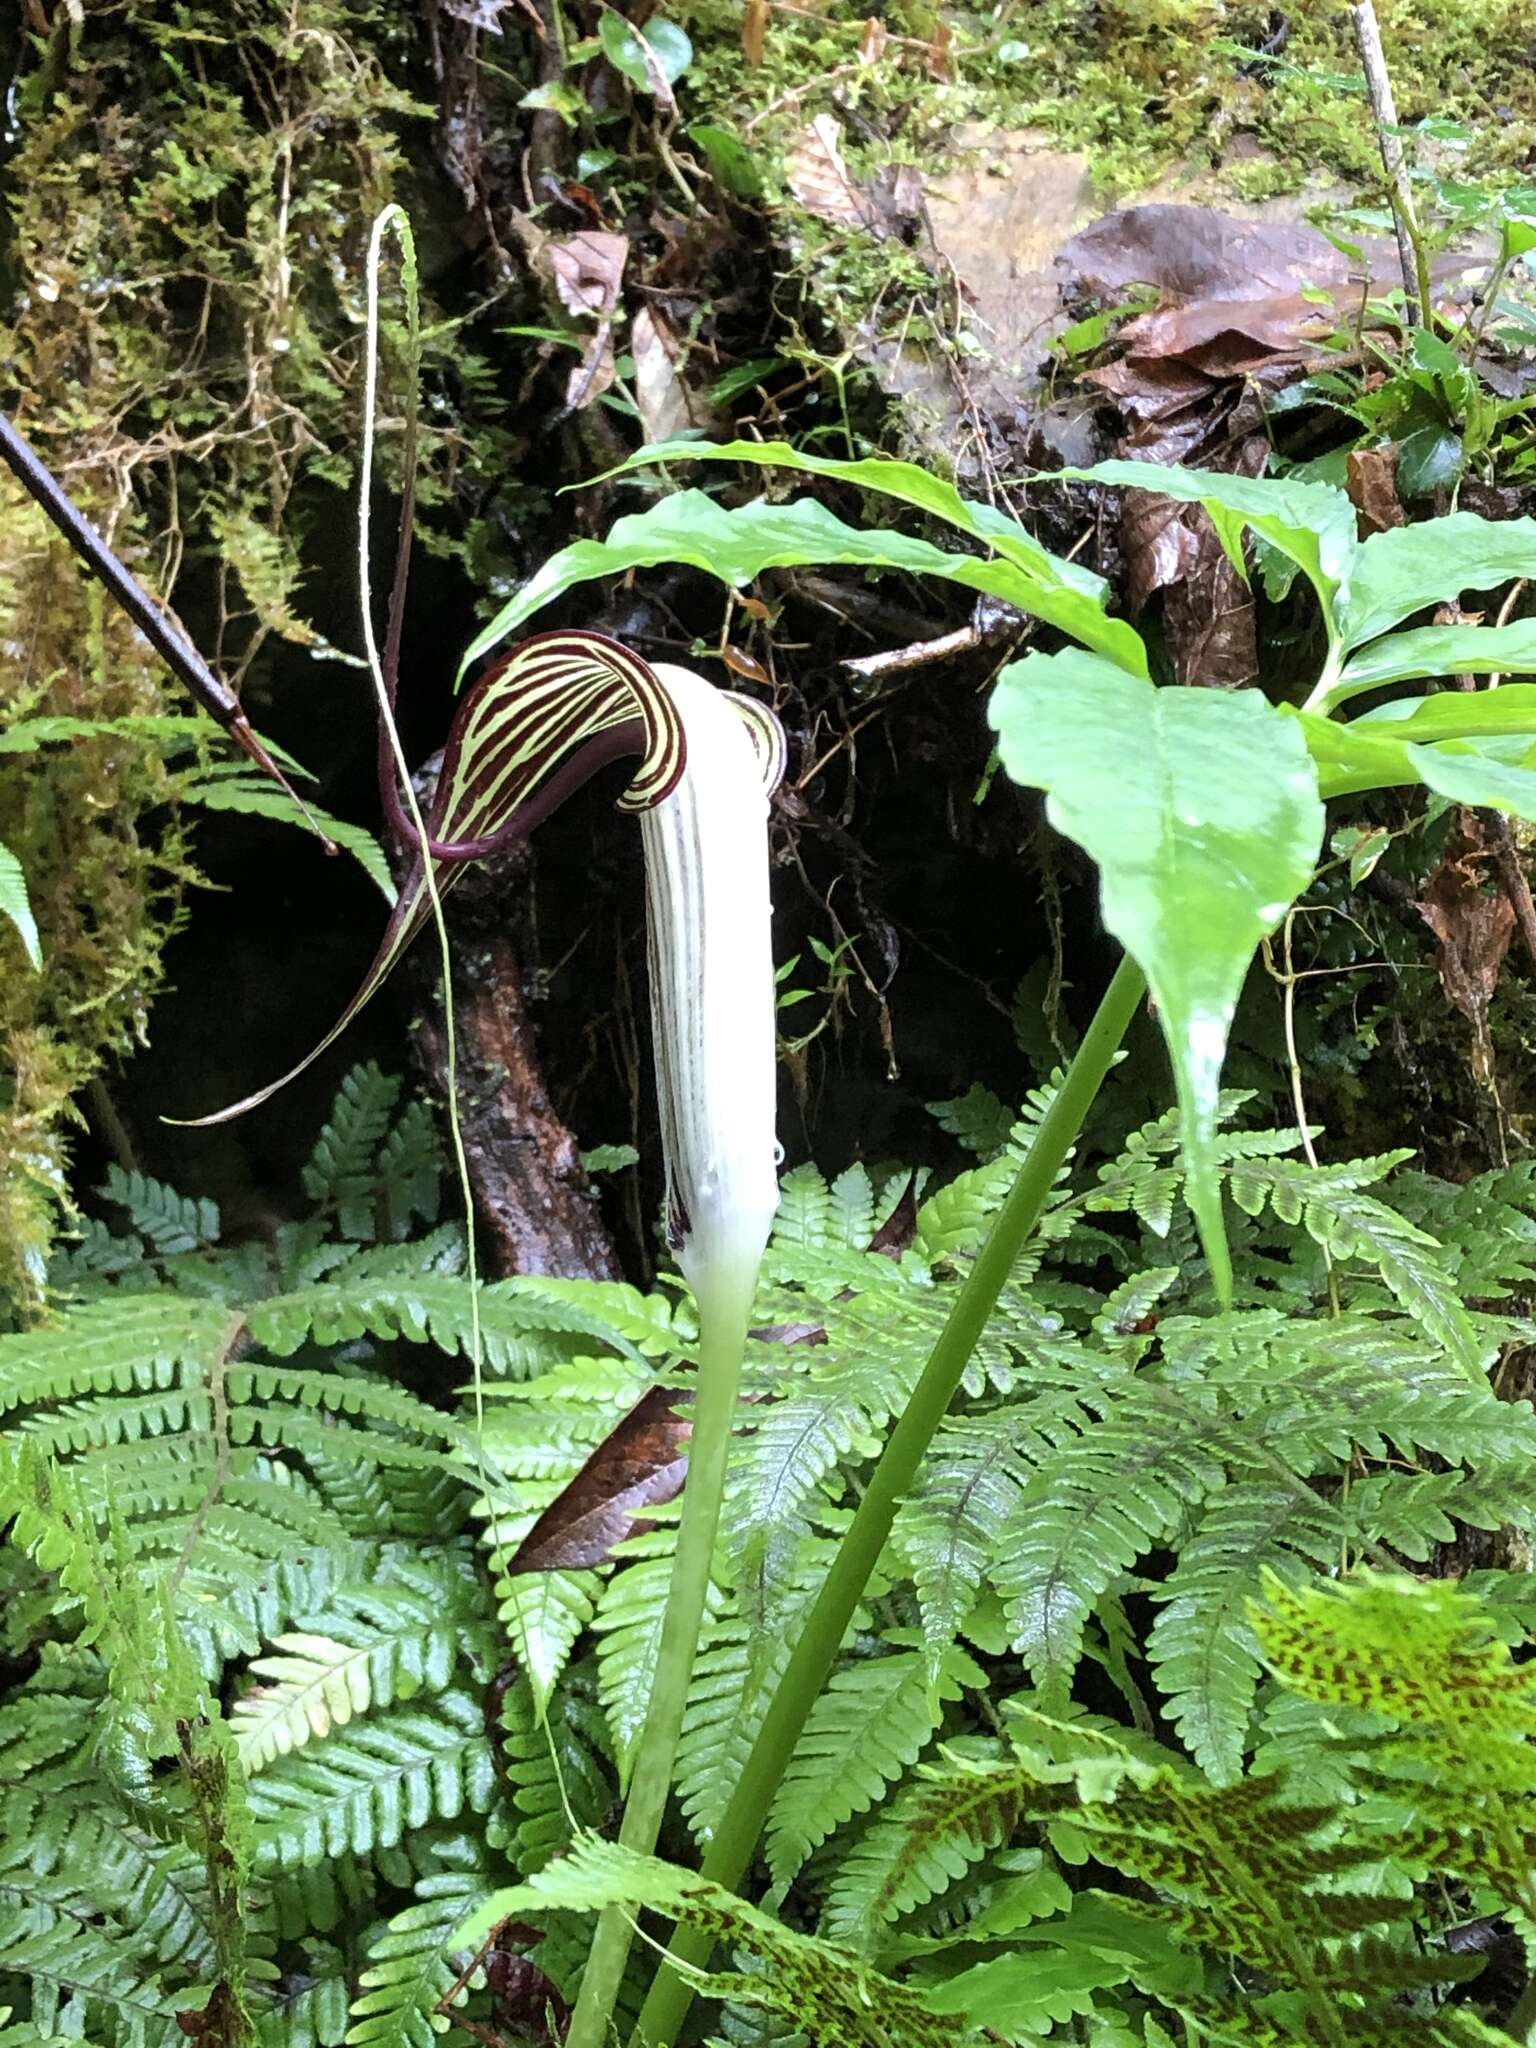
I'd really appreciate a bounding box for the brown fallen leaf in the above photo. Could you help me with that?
[440,0,513,29]
[1346,444,1406,538]
[1093,361,1269,687]
[509,1383,690,1572]
[1418,822,1515,1087]
[545,231,628,411]
[1061,204,1368,689]
[859,16,889,65]
[546,230,627,321]
[785,113,870,230]
[1119,293,1335,368]
[1058,203,1375,308]
[631,305,725,445]
[750,1319,829,1347]
[720,643,772,685]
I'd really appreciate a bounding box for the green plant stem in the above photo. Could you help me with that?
[631,954,1148,2048]
[565,1278,754,2048]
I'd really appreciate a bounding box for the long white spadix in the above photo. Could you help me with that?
[641,663,784,1306]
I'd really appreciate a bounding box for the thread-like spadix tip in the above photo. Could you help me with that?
[174,636,788,1306]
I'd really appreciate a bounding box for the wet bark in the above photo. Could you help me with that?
[391,782,621,1283]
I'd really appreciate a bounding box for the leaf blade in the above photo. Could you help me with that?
[989,651,1325,1296]
[0,841,41,970]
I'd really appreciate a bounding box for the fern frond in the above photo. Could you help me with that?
[593,1525,723,1787]
[301,1065,404,1238]
[253,1956,352,2048]
[927,1084,1013,1159]
[765,1644,982,1884]
[244,1275,552,1371]
[460,1838,966,2048]
[991,1394,1233,1691]
[490,1567,595,1714]
[102,1165,220,1256]
[232,1575,470,1770]
[1224,1152,1480,1373]
[819,1745,1022,1949]
[770,1163,834,1250]
[677,1621,793,1848]
[1145,1482,1336,1783]
[494,1673,613,1874]
[0,1296,233,1414]
[248,1691,497,1872]
[346,1871,487,2048]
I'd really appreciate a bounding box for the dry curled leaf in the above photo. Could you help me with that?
[750,1319,829,1347]
[1058,203,1375,308]
[859,16,889,64]
[786,114,870,230]
[1418,824,1515,1086]
[1346,444,1406,537]
[509,1384,690,1572]
[545,230,628,409]
[631,304,724,444]
[720,644,772,685]
[440,0,512,29]
[546,230,628,320]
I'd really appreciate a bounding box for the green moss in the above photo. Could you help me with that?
[677,0,1536,220]
[0,0,475,1313]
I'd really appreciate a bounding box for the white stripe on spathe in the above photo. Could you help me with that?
[640,663,783,1308]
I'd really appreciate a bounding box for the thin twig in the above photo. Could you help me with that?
[1350,3,1432,327]
[840,604,1016,680]
[169,1314,245,1596]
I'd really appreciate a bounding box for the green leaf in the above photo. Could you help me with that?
[1353,684,1536,743]
[1290,711,1418,799]
[599,13,692,91]
[571,437,1147,668]
[1308,710,1536,825]
[0,841,41,970]
[1056,459,1360,650]
[1410,736,1536,823]
[179,778,394,900]
[1333,622,1536,701]
[1341,514,1536,651]
[458,487,1146,685]
[989,650,1325,1298]
[1395,424,1463,497]
[687,121,763,198]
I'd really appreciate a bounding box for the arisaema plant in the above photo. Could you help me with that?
[25,197,1536,2047]
[434,434,1536,2046]
[162,210,790,2048]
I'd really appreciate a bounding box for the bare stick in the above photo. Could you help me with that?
[1351,2,1432,327]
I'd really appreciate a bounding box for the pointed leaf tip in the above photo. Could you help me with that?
[988,651,1324,1296]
